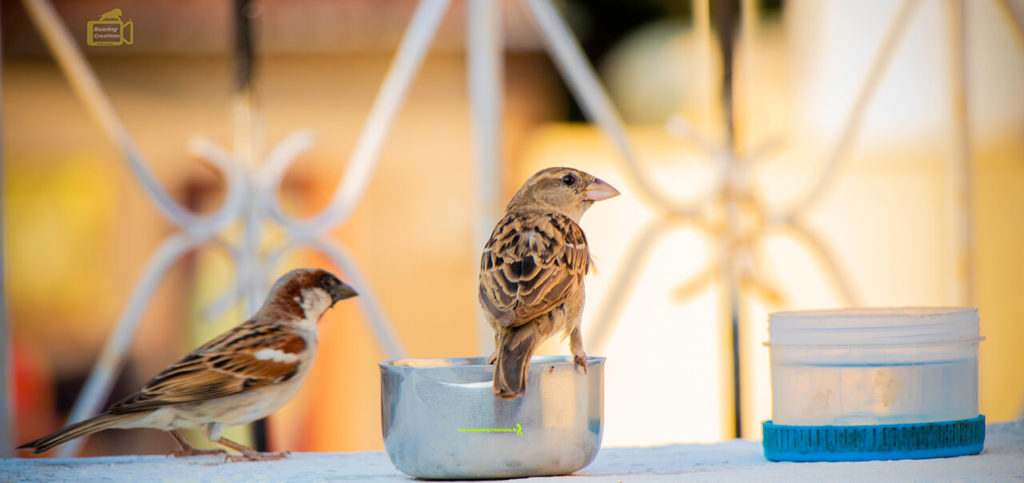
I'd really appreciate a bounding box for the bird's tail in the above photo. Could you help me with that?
[493,324,542,399]
[18,413,137,454]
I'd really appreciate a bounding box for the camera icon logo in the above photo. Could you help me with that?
[87,8,133,46]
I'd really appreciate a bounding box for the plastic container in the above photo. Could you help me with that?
[762,307,984,461]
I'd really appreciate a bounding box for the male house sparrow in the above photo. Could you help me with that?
[19,268,357,461]
[479,167,619,399]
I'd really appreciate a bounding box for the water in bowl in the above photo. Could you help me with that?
[771,358,978,426]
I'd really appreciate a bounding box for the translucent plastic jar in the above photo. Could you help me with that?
[766,307,982,426]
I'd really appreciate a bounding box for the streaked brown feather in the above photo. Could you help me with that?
[109,320,306,414]
[479,212,589,328]
[493,323,542,399]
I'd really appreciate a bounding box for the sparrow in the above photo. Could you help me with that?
[479,167,619,399]
[19,268,357,462]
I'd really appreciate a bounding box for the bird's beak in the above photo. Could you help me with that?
[583,178,620,201]
[331,282,359,304]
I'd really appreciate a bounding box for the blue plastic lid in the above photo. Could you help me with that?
[762,415,985,462]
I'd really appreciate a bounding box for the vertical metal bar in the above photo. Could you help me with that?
[232,0,267,451]
[948,0,975,305]
[234,0,260,177]
[711,0,743,440]
[235,0,255,98]
[0,2,13,458]
[467,0,504,354]
[739,0,757,154]
[694,0,714,132]
[712,0,740,145]
[233,0,261,322]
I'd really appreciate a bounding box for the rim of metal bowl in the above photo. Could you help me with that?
[379,355,606,370]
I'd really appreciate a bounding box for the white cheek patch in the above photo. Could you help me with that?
[253,348,300,363]
[298,287,332,320]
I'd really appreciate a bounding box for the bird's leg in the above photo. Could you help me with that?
[214,436,289,462]
[167,430,226,457]
[569,328,587,375]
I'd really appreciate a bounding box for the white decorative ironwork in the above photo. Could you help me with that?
[4,0,1011,454]
[580,0,945,353]
[18,0,456,456]
[524,0,982,438]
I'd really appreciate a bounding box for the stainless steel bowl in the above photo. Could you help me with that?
[379,355,605,480]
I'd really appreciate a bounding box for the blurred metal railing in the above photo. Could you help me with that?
[527,0,984,439]
[17,0,448,456]
[2,0,1014,456]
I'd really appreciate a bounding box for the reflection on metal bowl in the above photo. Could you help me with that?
[379,355,605,479]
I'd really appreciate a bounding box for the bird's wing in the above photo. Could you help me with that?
[107,320,307,414]
[479,212,589,328]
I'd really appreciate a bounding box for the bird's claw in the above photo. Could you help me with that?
[573,354,588,375]
[224,451,289,463]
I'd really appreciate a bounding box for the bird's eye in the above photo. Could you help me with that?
[561,174,577,186]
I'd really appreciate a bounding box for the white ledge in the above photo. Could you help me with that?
[3,423,1022,481]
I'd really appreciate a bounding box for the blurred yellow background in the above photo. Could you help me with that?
[3,0,1022,456]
